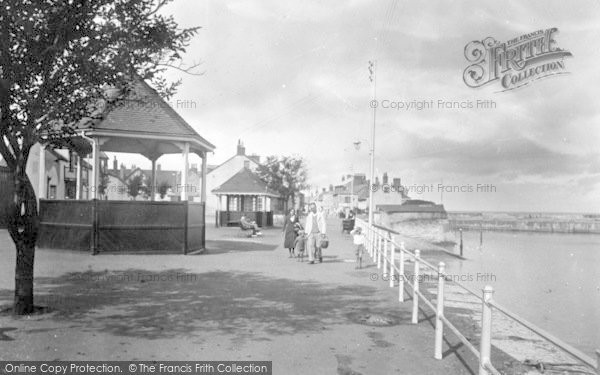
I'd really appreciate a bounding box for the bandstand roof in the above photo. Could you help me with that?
[75,79,215,159]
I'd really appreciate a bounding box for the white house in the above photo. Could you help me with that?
[205,140,260,218]
[24,143,96,201]
[104,173,129,200]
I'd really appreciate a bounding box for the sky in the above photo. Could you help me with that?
[114,0,600,213]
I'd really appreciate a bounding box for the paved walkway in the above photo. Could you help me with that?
[0,218,478,374]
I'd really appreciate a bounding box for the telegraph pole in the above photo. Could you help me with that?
[368,60,377,227]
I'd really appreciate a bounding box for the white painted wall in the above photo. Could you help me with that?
[27,143,63,199]
[205,155,258,216]
[104,174,129,200]
[27,143,92,201]
[26,143,42,199]
[372,189,408,207]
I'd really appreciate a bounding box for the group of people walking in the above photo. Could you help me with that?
[282,202,327,264]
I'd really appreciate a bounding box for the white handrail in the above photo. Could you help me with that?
[434,261,445,360]
[354,217,599,375]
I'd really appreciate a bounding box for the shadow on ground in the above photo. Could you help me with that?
[0,269,402,344]
[0,327,17,341]
[203,239,279,255]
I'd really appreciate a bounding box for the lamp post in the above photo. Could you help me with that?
[349,164,354,213]
[350,139,370,216]
[344,145,359,215]
[368,60,377,227]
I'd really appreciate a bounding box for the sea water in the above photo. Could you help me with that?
[443,230,600,357]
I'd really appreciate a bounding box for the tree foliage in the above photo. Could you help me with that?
[0,0,200,157]
[256,155,308,212]
[0,0,199,314]
[157,180,170,199]
[127,174,145,200]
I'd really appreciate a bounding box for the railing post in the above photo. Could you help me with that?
[371,228,375,260]
[368,226,373,258]
[372,227,376,260]
[364,225,369,257]
[372,227,377,260]
[382,233,388,278]
[434,262,446,360]
[377,230,382,269]
[389,235,395,288]
[399,242,405,302]
[411,249,421,324]
[479,285,494,375]
[373,229,378,264]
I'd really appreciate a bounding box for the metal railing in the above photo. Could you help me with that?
[355,218,600,375]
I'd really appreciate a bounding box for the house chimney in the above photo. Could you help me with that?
[120,163,126,179]
[157,163,161,171]
[248,153,260,164]
[113,156,117,171]
[383,172,388,184]
[375,176,380,186]
[237,139,245,156]
[191,163,197,172]
[393,178,401,189]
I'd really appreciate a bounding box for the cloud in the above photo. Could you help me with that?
[378,130,600,178]
[144,0,600,212]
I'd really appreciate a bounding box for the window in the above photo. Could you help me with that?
[68,151,75,172]
[243,196,254,212]
[257,196,263,211]
[228,196,238,211]
[48,185,57,199]
[65,180,76,199]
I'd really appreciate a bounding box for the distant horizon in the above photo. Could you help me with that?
[446,209,600,215]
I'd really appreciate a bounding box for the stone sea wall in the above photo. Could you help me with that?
[448,212,600,234]
[377,212,453,243]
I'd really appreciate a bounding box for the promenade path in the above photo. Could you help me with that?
[0,218,479,374]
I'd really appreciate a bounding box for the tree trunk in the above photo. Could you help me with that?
[7,161,39,315]
[283,195,288,214]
